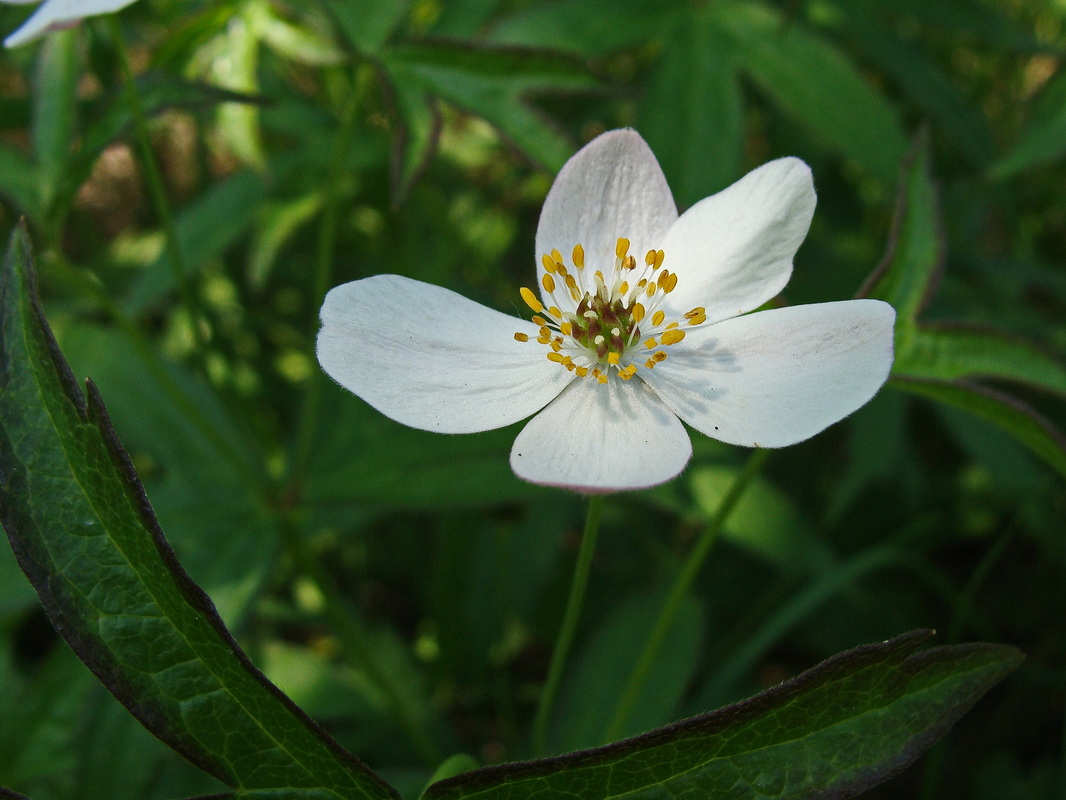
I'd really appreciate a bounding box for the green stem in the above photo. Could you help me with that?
[107,16,208,363]
[279,518,442,767]
[601,448,769,744]
[532,494,605,756]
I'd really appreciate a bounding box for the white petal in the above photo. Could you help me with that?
[535,129,678,309]
[660,158,816,322]
[641,300,895,447]
[4,0,138,46]
[510,377,692,493]
[317,275,573,434]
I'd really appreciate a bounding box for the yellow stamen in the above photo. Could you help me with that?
[542,273,556,293]
[547,352,565,363]
[644,337,657,348]
[661,329,686,346]
[572,243,585,268]
[548,306,562,319]
[632,303,645,322]
[551,248,563,265]
[665,321,679,330]
[575,366,589,377]
[686,313,707,326]
[520,287,543,313]
[607,352,620,365]
[514,332,529,342]
[684,307,705,318]
[615,237,630,259]
[532,315,548,326]
[652,351,668,363]
[623,255,636,270]
[652,310,666,326]
[645,249,656,266]
[560,321,573,336]
[654,250,665,269]
[541,254,557,274]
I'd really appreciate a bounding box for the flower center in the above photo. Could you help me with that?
[513,237,707,383]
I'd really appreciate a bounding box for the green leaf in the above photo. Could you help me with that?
[990,68,1066,179]
[638,7,744,205]
[0,224,399,799]
[487,0,674,56]
[895,323,1066,397]
[124,169,267,313]
[0,788,32,800]
[321,0,410,55]
[711,0,908,184]
[0,142,43,220]
[424,631,1021,800]
[891,378,1066,480]
[858,133,942,324]
[379,72,441,203]
[31,28,78,212]
[380,41,597,172]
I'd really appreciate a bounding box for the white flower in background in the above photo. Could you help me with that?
[317,129,895,493]
[2,0,140,48]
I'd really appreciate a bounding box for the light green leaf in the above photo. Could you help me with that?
[638,7,744,205]
[711,0,908,184]
[892,378,1066,480]
[248,192,326,288]
[31,28,78,211]
[0,142,43,220]
[424,631,1021,800]
[895,324,1066,397]
[0,224,399,799]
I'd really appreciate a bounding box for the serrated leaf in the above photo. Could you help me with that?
[858,134,942,323]
[638,7,743,206]
[0,225,399,799]
[380,41,597,172]
[424,631,1021,800]
[711,0,908,184]
[892,378,1066,480]
[895,323,1066,397]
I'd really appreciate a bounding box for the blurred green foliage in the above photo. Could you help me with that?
[0,0,1064,798]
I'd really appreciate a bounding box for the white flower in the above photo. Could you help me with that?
[3,0,140,48]
[317,129,895,493]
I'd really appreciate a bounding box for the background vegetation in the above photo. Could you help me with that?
[1,0,1064,797]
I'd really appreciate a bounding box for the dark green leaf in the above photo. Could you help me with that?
[895,323,1066,397]
[0,224,399,799]
[379,72,441,203]
[712,0,908,184]
[322,0,410,55]
[990,69,1066,179]
[425,631,1020,800]
[858,133,942,323]
[0,788,32,800]
[892,378,1066,480]
[380,42,597,172]
[487,0,674,56]
[0,143,43,220]
[31,29,78,211]
[638,7,743,205]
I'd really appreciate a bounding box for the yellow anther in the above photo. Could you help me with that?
[665,321,679,330]
[623,255,636,270]
[660,271,678,293]
[615,237,630,259]
[514,332,529,342]
[565,361,576,371]
[645,249,657,266]
[520,287,543,313]
[542,273,556,293]
[569,287,582,302]
[684,307,706,318]
[597,373,608,384]
[547,352,565,363]
[575,366,589,377]
[541,254,557,274]
[532,315,548,326]
[551,248,563,265]
[548,306,562,319]
[652,310,666,326]
[550,339,562,352]
[619,281,630,296]
[632,303,646,322]
[652,351,668,363]
[661,329,686,345]
[645,359,657,369]
[644,337,657,348]
[572,243,585,268]
[646,282,656,298]
[539,326,551,338]
[654,250,665,269]
[607,352,621,365]
[537,336,551,344]
[560,322,573,336]
[687,313,707,326]
[565,274,577,290]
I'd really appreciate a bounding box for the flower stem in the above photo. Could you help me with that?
[107,16,207,363]
[532,493,605,756]
[601,448,769,744]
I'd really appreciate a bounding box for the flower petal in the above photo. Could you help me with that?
[641,300,895,447]
[317,275,572,434]
[510,377,692,493]
[660,157,816,322]
[4,0,139,47]
[535,129,678,310]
